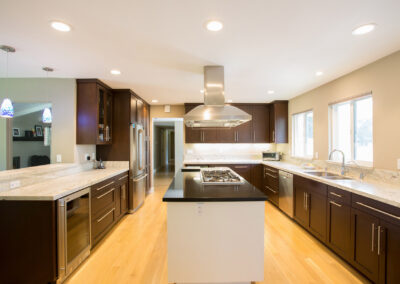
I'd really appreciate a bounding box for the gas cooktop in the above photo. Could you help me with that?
[200,167,244,185]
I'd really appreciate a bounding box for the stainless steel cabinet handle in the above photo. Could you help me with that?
[119,174,129,180]
[329,192,342,198]
[330,200,342,207]
[96,187,115,199]
[264,172,278,179]
[377,225,382,255]
[356,202,400,220]
[96,181,114,191]
[371,223,375,252]
[97,208,115,223]
[265,185,277,194]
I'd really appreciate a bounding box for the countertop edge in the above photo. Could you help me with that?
[0,168,129,201]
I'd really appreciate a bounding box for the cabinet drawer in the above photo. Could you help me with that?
[328,186,351,205]
[352,194,400,226]
[92,186,116,215]
[295,175,327,196]
[92,204,115,241]
[91,178,116,198]
[114,172,129,185]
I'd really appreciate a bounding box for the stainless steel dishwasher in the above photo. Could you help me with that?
[278,170,294,218]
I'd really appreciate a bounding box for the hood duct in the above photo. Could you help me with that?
[184,66,252,128]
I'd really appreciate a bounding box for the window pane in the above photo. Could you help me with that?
[354,97,373,162]
[292,111,313,158]
[305,112,313,157]
[293,113,305,157]
[331,102,351,162]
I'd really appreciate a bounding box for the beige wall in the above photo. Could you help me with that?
[0,78,95,166]
[288,50,400,171]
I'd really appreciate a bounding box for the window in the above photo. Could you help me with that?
[292,110,313,158]
[330,95,373,165]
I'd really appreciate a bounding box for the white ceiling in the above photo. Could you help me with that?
[1,0,400,104]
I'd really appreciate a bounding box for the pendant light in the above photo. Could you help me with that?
[0,45,16,118]
[42,67,53,123]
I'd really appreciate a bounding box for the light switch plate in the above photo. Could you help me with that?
[56,154,62,163]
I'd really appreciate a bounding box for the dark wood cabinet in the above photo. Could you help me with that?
[269,101,288,143]
[252,105,270,143]
[77,79,113,145]
[263,165,279,206]
[184,103,287,144]
[351,207,380,282]
[251,164,264,191]
[293,175,327,242]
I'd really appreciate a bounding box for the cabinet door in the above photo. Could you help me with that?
[120,182,128,214]
[379,220,400,284]
[235,105,252,143]
[136,99,144,125]
[351,208,380,283]
[252,105,269,143]
[202,129,218,143]
[130,95,137,124]
[251,164,263,190]
[216,128,236,143]
[327,199,352,261]
[229,164,252,182]
[115,185,122,219]
[308,191,327,242]
[294,185,309,228]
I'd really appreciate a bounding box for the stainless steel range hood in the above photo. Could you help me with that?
[184,66,252,128]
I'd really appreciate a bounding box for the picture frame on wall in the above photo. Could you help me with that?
[35,125,43,137]
[12,128,21,137]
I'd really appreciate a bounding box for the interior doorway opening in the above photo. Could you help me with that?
[152,118,184,185]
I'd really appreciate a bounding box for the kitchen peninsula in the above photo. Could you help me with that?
[0,162,129,284]
[163,168,268,284]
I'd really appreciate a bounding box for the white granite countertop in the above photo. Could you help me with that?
[183,158,400,208]
[263,161,400,209]
[0,163,129,201]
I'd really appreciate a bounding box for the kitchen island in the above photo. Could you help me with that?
[163,168,268,284]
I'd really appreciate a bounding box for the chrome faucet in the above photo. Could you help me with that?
[328,149,346,175]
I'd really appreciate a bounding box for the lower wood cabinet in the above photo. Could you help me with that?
[293,175,327,242]
[91,171,129,247]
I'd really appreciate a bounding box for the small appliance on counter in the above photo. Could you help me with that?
[262,151,281,161]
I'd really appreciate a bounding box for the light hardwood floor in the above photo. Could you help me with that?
[66,172,369,284]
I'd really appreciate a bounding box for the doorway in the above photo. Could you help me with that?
[152,118,184,186]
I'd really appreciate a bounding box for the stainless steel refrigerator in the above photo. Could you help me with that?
[129,123,147,212]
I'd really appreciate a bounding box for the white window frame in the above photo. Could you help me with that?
[291,110,313,159]
[329,94,373,167]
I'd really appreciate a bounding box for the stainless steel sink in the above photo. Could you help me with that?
[304,171,352,180]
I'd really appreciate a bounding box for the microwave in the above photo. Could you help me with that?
[262,151,281,161]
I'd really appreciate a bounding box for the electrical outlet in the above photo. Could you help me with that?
[56,154,62,163]
[85,154,90,161]
[10,180,21,189]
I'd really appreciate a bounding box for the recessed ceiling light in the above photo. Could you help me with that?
[110,69,121,75]
[51,21,71,32]
[352,23,376,35]
[227,99,233,103]
[315,71,323,76]
[152,99,159,103]
[267,90,275,94]
[206,20,223,32]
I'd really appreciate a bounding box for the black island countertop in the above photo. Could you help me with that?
[162,170,268,202]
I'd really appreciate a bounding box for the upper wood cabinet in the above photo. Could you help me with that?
[77,79,113,145]
[184,103,286,144]
[269,101,288,143]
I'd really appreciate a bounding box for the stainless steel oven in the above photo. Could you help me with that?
[57,188,91,283]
